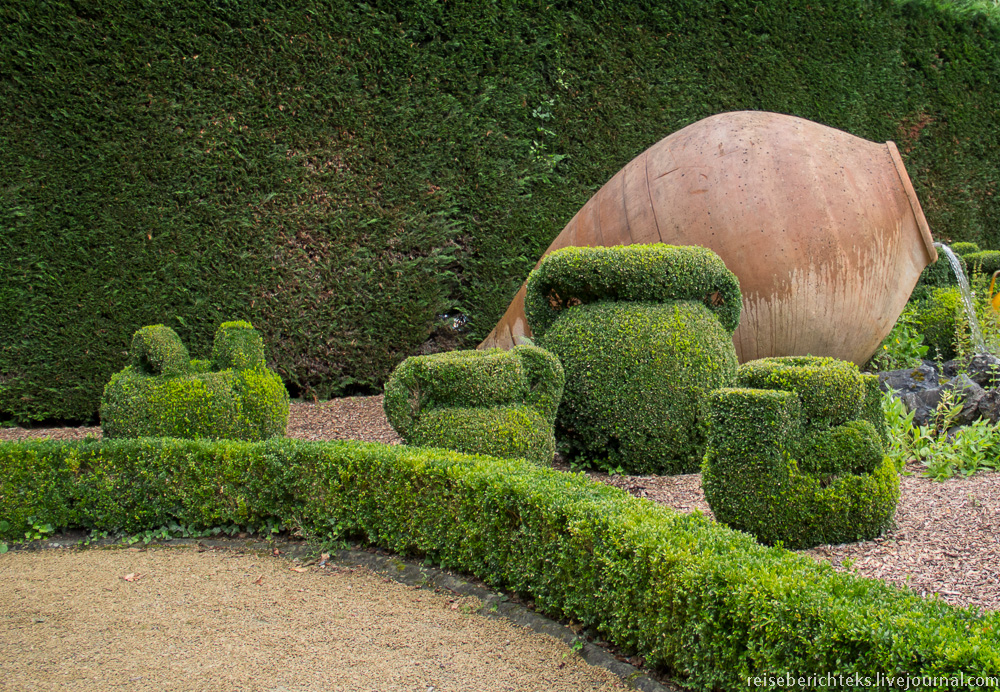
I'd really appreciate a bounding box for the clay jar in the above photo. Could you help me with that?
[524,244,741,475]
[483,111,937,366]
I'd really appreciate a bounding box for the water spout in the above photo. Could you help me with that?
[933,242,988,354]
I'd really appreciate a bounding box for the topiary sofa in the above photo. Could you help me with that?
[101,321,289,440]
[383,345,564,464]
[523,243,741,475]
[702,356,898,549]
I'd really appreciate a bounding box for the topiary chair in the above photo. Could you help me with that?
[382,345,564,465]
[101,321,289,440]
[702,356,899,549]
[523,243,741,475]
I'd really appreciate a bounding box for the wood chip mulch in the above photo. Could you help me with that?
[3,395,998,612]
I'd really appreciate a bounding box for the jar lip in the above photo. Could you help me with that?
[886,140,936,265]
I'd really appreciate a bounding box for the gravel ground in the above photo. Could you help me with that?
[1,546,626,692]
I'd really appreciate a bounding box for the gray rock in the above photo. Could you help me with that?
[878,363,941,395]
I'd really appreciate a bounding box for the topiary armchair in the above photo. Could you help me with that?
[101,321,289,440]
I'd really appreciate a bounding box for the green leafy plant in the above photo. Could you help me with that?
[882,389,1000,480]
[867,310,929,372]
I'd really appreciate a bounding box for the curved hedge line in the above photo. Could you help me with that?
[2,0,1000,422]
[1,437,998,687]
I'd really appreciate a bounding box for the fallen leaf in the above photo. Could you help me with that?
[253,575,264,585]
[122,573,143,582]
[290,566,308,573]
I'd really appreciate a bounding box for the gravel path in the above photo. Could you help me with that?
[1,546,625,692]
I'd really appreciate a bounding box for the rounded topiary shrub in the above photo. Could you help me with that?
[101,321,289,440]
[950,242,981,256]
[524,243,741,475]
[912,287,963,360]
[383,345,563,464]
[702,357,898,549]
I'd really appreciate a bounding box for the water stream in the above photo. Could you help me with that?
[934,242,988,354]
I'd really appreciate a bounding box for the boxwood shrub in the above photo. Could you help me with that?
[702,357,899,549]
[383,345,563,464]
[524,244,740,475]
[951,242,981,256]
[101,321,289,441]
[1,437,998,687]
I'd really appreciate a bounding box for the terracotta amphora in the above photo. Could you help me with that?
[480,111,937,365]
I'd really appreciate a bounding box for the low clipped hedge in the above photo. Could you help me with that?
[703,357,899,549]
[964,250,1000,279]
[383,345,563,464]
[1,437,999,687]
[951,242,981,256]
[101,321,289,441]
[524,244,740,474]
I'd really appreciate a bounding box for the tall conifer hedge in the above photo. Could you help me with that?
[2,0,998,422]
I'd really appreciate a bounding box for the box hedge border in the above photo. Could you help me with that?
[2,437,999,688]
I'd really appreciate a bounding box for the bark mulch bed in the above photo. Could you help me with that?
[4,395,998,612]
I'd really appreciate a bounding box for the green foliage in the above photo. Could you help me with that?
[963,250,1000,277]
[884,388,1000,479]
[912,286,965,360]
[524,244,740,475]
[703,358,898,549]
[211,321,265,371]
[950,241,981,256]
[524,244,742,337]
[867,308,930,372]
[130,325,191,377]
[2,0,1000,422]
[383,345,563,464]
[101,322,289,440]
[2,436,999,685]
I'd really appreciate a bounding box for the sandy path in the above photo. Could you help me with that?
[1,546,624,692]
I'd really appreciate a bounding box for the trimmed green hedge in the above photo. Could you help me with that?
[101,321,288,440]
[4,0,1000,423]
[525,244,740,475]
[1,437,998,687]
[383,345,563,464]
[964,250,1000,278]
[703,358,898,549]
[912,286,964,360]
[951,242,981,256]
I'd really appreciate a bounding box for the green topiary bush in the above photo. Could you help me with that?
[963,250,1000,278]
[101,321,289,441]
[912,286,964,360]
[950,242,981,256]
[524,244,740,475]
[383,345,563,464]
[702,357,899,549]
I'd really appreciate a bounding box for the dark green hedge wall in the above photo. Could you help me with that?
[2,0,999,422]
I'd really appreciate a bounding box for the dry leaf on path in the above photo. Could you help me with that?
[253,575,264,585]
[122,573,143,582]
[290,566,308,573]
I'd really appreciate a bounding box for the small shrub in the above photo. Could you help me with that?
[866,308,929,373]
[702,357,898,549]
[912,286,964,360]
[950,242,981,256]
[383,345,563,464]
[524,244,740,475]
[962,250,1000,278]
[101,322,289,441]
